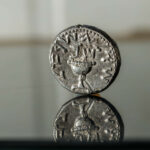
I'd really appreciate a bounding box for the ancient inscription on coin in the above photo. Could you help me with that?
[53,96,124,142]
[49,25,121,94]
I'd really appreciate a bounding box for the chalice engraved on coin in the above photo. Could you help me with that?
[53,96,124,142]
[62,33,97,93]
[49,25,121,94]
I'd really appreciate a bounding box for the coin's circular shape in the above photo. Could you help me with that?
[49,25,121,94]
[53,95,124,142]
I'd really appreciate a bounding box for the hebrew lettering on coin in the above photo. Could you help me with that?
[49,25,121,94]
[53,95,124,142]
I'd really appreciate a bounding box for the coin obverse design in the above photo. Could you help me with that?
[49,25,121,94]
[53,96,124,142]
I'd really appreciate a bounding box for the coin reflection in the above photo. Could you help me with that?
[53,95,124,142]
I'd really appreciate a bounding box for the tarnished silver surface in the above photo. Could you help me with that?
[49,25,121,94]
[53,96,124,142]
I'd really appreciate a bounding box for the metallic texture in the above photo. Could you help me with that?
[53,95,124,142]
[49,25,121,94]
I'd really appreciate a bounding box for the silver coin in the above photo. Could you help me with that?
[53,95,124,142]
[49,25,121,94]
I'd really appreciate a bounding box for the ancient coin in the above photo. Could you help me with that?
[49,25,121,94]
[53,95,124,142]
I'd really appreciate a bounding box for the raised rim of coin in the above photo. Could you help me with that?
[53,95,124,142]
[49,24,121,94]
